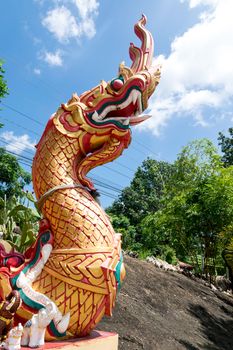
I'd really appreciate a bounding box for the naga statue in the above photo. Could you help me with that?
[0,15,160,341]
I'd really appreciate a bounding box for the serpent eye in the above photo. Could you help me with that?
[110,76,124,91]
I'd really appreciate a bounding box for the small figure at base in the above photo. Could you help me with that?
[21,304,56,348]
[3,323,23,350]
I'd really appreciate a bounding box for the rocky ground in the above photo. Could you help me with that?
[98,255,233,350]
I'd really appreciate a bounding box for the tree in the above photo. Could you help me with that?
[0,60,9,128]
[141,139,233,276]
[218,128,233,166]
[0,60,8,103]
[0,61,31,198]
[108,213,137,249]
[0,148,31,199]
[0,61,36,252]
[107,158,174,238]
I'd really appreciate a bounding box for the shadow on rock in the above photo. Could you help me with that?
[180,303,233,350]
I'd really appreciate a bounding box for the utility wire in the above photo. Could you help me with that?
[0,138,35,156]
[0,117,139,178]
[102,165,132,180]
[0,117,40,136]
[133,139,159,158]
[1,102,44,126]
[1,148,122,200]
[0,143,125,191]
[0,53,65,101]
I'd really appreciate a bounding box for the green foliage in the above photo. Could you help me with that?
[141,139,233,276]
[0,148,31,199]
[107,213,137,249]
[0,60,8,102]
[218,127,233,166]
[105,137,233,279]
[0,195,39,252]
[107,158,174,235]
[0,61,37,252]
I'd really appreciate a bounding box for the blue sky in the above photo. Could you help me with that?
[0,0,232,207]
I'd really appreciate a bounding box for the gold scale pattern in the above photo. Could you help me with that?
[30,125,120,337]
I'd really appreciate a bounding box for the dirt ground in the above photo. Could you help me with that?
[98,255,233,350]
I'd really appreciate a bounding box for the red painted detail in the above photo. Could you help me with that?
[35,118,54,149]
[85,78,145,115]
[0,245,25,270]
[39,219,51,233]
[60,112,80,132]
[111,79,124,91]
[81,133,92,154]
[81,277,90,284]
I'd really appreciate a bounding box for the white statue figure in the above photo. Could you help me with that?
[4,323,23,350]
[21,302,56,348]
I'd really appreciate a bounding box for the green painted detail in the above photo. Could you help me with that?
[49,321,66,338]
[97,86,141,114]
[88,85,142,129]
[115,252,124,291]
[10,232,65,338]
[19,289,44,310]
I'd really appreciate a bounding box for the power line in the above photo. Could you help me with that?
[131,144,149,157]
[2,144,125,191]
[1,102,44,126]
[0,138,35,156]
[1,148,121,201]
[0,53,65,102]
[102,165,132,180]
[114,160,135,173]
[90,174,124,191]
[0,127,134,181]
[1,51,162,164]
[133,139,159,158]
[0,117,40,136]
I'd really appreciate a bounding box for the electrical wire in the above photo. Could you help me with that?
[0,117,40,136]
[0,137,35,156]
[1,102,44,126]
[0,147,122,201]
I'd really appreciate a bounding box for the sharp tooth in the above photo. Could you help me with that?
[138,95,143,114]
[132,90,139,105]
[92,111,100,121]
[123,118,129,125]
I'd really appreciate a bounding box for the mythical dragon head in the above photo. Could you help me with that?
[53,15,160,190]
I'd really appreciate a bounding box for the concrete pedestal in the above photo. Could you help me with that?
[22,331,118,350]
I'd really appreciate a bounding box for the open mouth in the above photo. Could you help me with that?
[89,88,150,126]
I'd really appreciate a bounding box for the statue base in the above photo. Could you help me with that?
[22,331,118,350]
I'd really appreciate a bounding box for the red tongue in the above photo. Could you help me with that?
[105,102,137,119]
[129,115,151,125]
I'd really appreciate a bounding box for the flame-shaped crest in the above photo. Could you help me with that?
[130,14,154,72]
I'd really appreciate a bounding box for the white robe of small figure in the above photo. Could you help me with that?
[4,323,23,350]
[21,303,56,348]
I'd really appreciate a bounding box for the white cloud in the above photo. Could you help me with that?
[80,17,96,38]
[41,50,63,66]
[184,0,220,9]
[0,132,35,155]
[33,68,41,75]
[140,0,233,135]
[73,0,99,19]
[41,1,99,43]
[42,6,80,43]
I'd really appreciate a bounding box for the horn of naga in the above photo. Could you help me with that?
[0,15,160,340]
